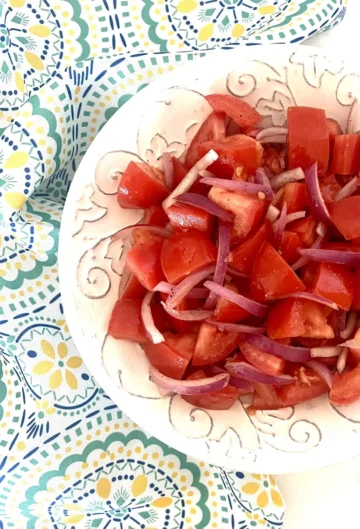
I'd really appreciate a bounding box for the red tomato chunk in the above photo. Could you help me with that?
[117,162,168,209]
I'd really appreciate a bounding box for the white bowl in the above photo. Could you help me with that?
[59,45,360,474]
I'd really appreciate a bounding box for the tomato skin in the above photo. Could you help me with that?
[251,383,283,410]
[214,282,251,323]
[144,332,195,379]
[288,216,317,247]
[240,342,286,376]
[279,231,303,265]
[161,230,217,284]
[327,118,342,154]
[352,267,360,311]
[331,134,360,174]
[331,196,360,240]
[117,161,168,209]
[288,107,329,173]
[126,230,165,291]
[329,365,360,406]
[230,220,273,275]
[319,173,341,205]
[119,268,147,300]
[185,111,226,169]
[144,206,169,227]
[167,203,215,237]
[182,370,240,410]
[267,298,334,340]
[108,300,146,343]
[300,261,318,289]
[281,182,307,214]
[276,365,329,407]
[263,148,283,176]
[205,94,262,130]
[192,323,241,366]
[250,242,305,302]
[196,135,263,177]
[312,262,355,311]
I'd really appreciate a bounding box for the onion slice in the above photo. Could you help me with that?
[163,149,218,210]
[150,366,229,395]
[163,152,174,190]
[266,204,280,222]
[297,248,360,266]
[112,223,171,242]
[337,348,348,374]
[274,202,287,249]
[161,302,213,321]
[206,320,267,334]
[225,361,294,385]
[305,162,332,224]
[204,281,268,318]
[281,291,339,311]
[209,365,254,392]
[340,312,358,340]
[154,282,208,299]
[310,346,342,358]
[270,168,305,191]
[306,360,334,388]
[255,167,272,191]
[166,265,216,309]
[292,233,326,271]
[340,339,360,350]
[256,127,288,141]
[245,334,311,362]
[200,176,274,199]
[176,192,233,222]
[335,176,358,201]
[141,292,164,344]
[258,135,287,144]
[204,223,230,310]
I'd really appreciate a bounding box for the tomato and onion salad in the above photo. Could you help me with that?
[105,95,360,411]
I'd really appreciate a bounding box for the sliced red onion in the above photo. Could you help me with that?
[247,128,261,138]
[337,348,348,374]
[206,320,267,334]
[166,265,216,309]
[141,292,164,344]
[335,176,358,202]
[199,176,274,199]
[340,312,358,340]
[163,149,219,210]
[175,192,233,222]
[255,168,272,191]
[204,223,230,310]
[259,135,287,144]
[256,127,288,141]
[245,334,311,362]
[150,366,229,395]
[316,222,327,237]
[282,291,339,311]
[161,302,212,321]
[162,152,174,190]
[227,266,250,280]
[274,202,287,249]
[292,233,326,271]
[204,281,268,318]
[154,282,208,299]
[340,339,360,350]
[112,223,171,242]
[347,98,359,134]
[298,248,360,266]
[310,346,342,358]
[306,360,334,388]
[209,365,254,392]
[225,361,294,385]
[270,168,305,191]
[305,162,332,225]
[273,211,307,234]
[266,204,280,222]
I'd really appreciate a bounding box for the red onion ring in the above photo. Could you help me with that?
[258,135,287,144]
[281,291,339,311]
[175,192,234,222]
[204,223,230,310]
[150,367,229,395]
[306,360,334,388]
[335,176,358,202]
[340,339,360,350]
[245,334,311,362]
[161,302,213,321]
[316,222,327,237]
[206,320,267,334]
[225,361,294,385]
[200,176,274,199]
[340,312,358,340]
[291,233,327,271]
[274,202,287,249]
[256,127,288,141]
[162,152,174,190]
[270,168,305,191]
[305,162,332,225]
[154,282,208,299]
[141,292,164,344]
[255,167,272,191]
[209,365,254,392]
[166,265,216,309]
[204,281,268,318]
[227,266,250,280]
[310,346,342,358]
[297,248,360,266]
[112,223,172,242]
[337,348,348,374]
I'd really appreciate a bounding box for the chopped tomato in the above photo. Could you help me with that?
[312,262,355,311]
[288,106,329,173]
[108,299,146,343]
[208,186,267,243]
[300,261,318,289]
[267,298,334,340]
[327,118,342,154]
[172,156,208,195]
[205,94,261,130]
[232,165,250,182]
[329,365,360,406]
[126,229,165,291]
[214,282,251,323]
[185,111,226,169]
[251,383,283,410]
[319,173,341,205]
[182,370,240,410]
[331,196,360,240]
[144,332,195,379]
[263,148,283,176]
[117,161,168,209]
[226,119,242,137]
[352,267,360,311]
[167,203,214,237]
[240,342,285,376]
[281,182,307,214]
[250,242,305,302]
[230,220,273,275]
[288,216,317,247]
[161,230,217,284]
[279,231,303,265]
[162,293,201,335]
[331,134,360,175]
[192,323,241,366]
[144,206,169,227]
[276,365,329,407]
[151,302,169,333]
[196,135,263,177]
[119,267,147,300]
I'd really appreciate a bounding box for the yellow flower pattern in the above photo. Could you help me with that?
[33,340,83,390]
[242,474,284,509]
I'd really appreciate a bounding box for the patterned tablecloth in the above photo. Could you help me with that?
[0,1,346,528]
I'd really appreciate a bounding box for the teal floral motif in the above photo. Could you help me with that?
[0,358,7,422]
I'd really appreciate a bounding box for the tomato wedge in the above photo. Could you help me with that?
[352,267,360,311]
[329,365,360,406]
[240,342,285,376]
[230,220,273,275]
[331,196,360,240]
[120,268,147,300]
[192,323,241,366]
[319,173,341,205]
[117,161,168,209]
[276,365,329,407]
[251,383,283,410]
[326,118,342,154]
[162,293,201,335]
[331,134,360,175]
[267,298,334,340]
[250,242,305,302]
[214,282,251,323]
[144,206,169,227]
[144,332,195,379]
[300,261,318,289]
[263,148,283,176]
[288,106,329,173]
[185,111,226,169]
[205,94,261,130]
[167,203,214,237]
[126,229,165,291]
[182,370,240,410]
[279,231,303,265]
[281,182,307,214]
[108,299,146,343]
[161,230,217,284]
[288,216,317,247]
[312,262,355,311]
